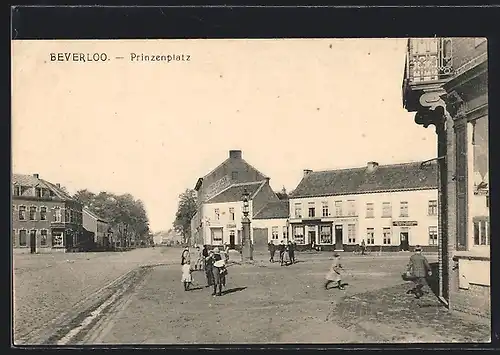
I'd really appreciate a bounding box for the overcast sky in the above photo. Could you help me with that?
[12,38,437,232]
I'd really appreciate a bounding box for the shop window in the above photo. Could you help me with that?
[320,225,332,244]
[52,232,64,247]
[293,226,305,244]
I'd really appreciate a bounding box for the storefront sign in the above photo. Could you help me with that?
[392,221,418,227]
[227,223,237,229]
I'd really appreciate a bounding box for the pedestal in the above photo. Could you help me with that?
[241,217,253,261]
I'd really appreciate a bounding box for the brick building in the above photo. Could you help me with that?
[190,150,280,249]
[402,37,489,318]
[288,162,438,252]
[12,174,85,253]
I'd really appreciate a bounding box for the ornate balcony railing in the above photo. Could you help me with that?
[405,38,454,84]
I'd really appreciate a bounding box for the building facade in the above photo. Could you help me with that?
[191,150,280,249]
[289,162,438,252]
[82,207,111,249]
[252,200,290,246]
[402,37,489,318]
[12,174,85,253]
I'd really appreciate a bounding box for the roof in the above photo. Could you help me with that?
[206,181,266,204]
[12,174,76,201]
[253,201,290,219]
[83,207,109,223]
[290,161,438,198]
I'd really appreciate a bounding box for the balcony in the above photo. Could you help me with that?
[402,38,454,113]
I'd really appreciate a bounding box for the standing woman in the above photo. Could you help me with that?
[181,246,192,291]
[205,249,215,288]
[211,247,227,296]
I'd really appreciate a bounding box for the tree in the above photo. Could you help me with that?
[173,189,197,245]
[74,189,96,208]
[276,186,289,200]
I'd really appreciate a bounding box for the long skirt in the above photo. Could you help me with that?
[212,267,226,286]
[206,267,214,286]
[181,264,192,283]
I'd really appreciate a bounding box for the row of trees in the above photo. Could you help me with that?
[73,189,150,245]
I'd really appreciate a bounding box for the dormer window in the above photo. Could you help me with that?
[13,185,21,196]
[35,187,42,198]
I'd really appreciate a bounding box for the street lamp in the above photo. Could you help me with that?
[241,188,253,261]
[286,218,290,243]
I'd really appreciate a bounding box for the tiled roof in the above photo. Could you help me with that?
[206,181,266,204]
[83,207,108,223]
[13,173,76,201]
[253,200,290,219]
[290,161,438,198]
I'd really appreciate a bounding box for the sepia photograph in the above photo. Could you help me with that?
[11,37,490,345]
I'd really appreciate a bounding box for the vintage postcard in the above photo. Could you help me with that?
[11,38,490,345]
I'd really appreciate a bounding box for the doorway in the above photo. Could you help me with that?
[29,229,37,254]
[335,225,343,250]
[400,231,410,251]
[307,226,316,246]
[229,230,236,249]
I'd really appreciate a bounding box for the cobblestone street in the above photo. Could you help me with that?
[56,251,490,345]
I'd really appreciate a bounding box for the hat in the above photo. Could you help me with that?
[213,247,220,253]
[415,246,422,252]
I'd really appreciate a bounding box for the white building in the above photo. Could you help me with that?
[252,200,290,245]
[288,161,439,252]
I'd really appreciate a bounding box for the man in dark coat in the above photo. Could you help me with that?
[268,241,276,263]
[406,246,432,299]
[288,241,295,264]
[279,240,286,266]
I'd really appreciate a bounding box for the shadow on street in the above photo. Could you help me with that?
[222,286,247,295]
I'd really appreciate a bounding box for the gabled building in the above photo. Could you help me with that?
[12,173,85,253]
[252,200,290,246]
[191,150,279,249]
[402,37,489,318]
[288,161,438,252]
[82,207,111,249]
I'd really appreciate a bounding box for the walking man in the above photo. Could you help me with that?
[324,253,345,290]
[406,246,432,299]
[268,241,276,263]
[279,240,286,266]
[288,240,295,264]
[360,239,366,255]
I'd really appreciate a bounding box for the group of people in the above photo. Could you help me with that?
[268,240,296,266]
[180,244,230,297]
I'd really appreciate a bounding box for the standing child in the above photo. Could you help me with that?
[181,247,192,291]
[324,253,345,290]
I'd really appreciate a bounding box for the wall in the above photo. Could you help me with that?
[82,211,98,234]
[452,37,487,72]
[252,218,288,243]
[202,201,254,246]
[289,189,439,250]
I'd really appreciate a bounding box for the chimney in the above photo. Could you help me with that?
[303,169,313,177]
[367,161,379,172]
[33,173,39,179]
[56,183,61,188]
[229,150,242,159]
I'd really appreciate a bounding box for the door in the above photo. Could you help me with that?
[335,225,343,250]
[307,226,316,246]
[229,230,236,249]
[29,229,37,254]
[400,232,410,251]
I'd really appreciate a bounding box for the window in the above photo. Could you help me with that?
[231,171,238,180]
[13,185,21,196]
[19,206,26,221]
[271,226,279,240]
[52,231,64,247]
[19,230,27,246]
[382,202,392,218]
[308,202,315,218]
[366,203,374,218]
[35,187,42,197]
[214,208,220,220]
[40,207,47,221]
[322,202,329,217]
[229,207,235,221]
[40,230,48,246]
[347,224,356,244]
[428,200,438,216]
[400,201,409,217]
[229,230,235,244]
[29,206,37,221]
[347,200,356,216]
[294,203,302,218]
[383,227,391,244]
[282,226,288,240]
[366,228,375,245]
[335,201,343,216]
[293,226,305,244]
[65,209,70,222]
[53,207,62,222]
[429,226,438,245]
[473,217,490,246]
[320,225,332,244]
